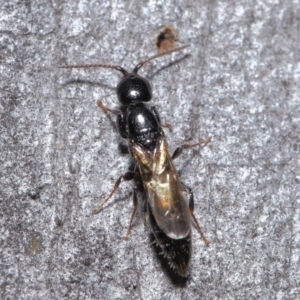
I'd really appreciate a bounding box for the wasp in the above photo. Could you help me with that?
[61,45,210,277]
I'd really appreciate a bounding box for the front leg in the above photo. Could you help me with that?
[97,100,120,115]
[97,100,128,138]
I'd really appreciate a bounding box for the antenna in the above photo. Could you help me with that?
[60,45,190,75]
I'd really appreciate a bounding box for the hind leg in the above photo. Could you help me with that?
[181,182,210,247]
[124,188,139,240]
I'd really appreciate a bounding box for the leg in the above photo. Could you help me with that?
[171,137,211,160]
[151,106,172,131]
[97,100,120,115]
[124,188,139,240]
[98,100,128,138]
[161,122,172,131]
[93,172,135,214]
[182,182,210,247]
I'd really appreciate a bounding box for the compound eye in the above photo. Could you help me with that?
[117,73,152,105]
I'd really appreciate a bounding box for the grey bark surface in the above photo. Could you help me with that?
[1,1,299,299]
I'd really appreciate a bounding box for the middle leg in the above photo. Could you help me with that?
[171,137,211,160]
[93,172,135,214]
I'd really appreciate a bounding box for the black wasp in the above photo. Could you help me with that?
[62,45,210,277]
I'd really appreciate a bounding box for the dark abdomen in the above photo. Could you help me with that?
[148,204,191,277]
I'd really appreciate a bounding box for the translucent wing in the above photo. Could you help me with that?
[130,136,191,239]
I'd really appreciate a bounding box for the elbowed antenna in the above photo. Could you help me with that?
[60,45,190,75]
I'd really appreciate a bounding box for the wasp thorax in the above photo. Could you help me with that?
[116,73,152,105]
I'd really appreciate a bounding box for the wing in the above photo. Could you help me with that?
[130,136,191,239]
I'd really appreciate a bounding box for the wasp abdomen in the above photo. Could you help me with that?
[148,204,191,277]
